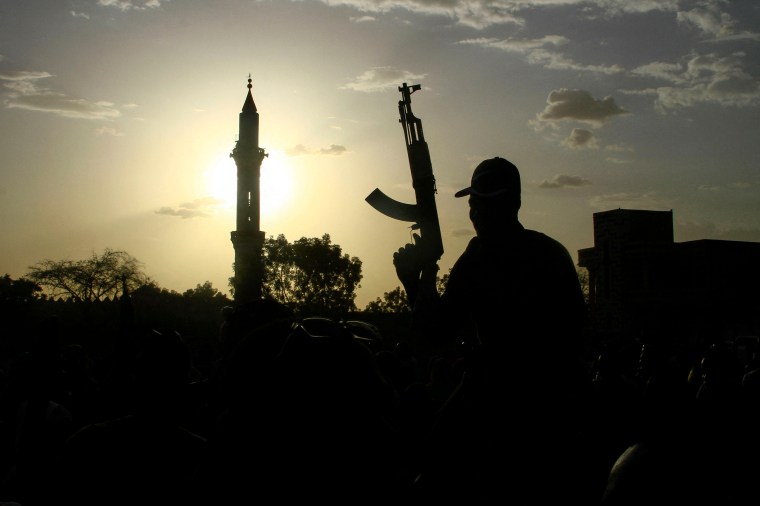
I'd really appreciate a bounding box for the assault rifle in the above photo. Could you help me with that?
[366,83,444,265]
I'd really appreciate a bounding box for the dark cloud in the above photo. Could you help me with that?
[539,174,592,189]
[534,89,629,128]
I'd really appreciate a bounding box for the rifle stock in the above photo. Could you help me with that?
[366,83,444,264]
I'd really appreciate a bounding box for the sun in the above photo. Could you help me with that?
[204,149,294,218]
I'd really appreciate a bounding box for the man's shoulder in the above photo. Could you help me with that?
[522,228,571,254]
[460,230,569,257]
[454,236,481,258]
[522,228,558,242]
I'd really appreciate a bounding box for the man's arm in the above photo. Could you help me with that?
[394,235,474,353]
[393,234,439,310]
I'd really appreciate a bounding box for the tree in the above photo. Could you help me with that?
[437,271,450,296]
[261,233,362,316]
[364,286,410,314]
[0,274,43,303]
[183,280,230,304]
[364,269,450,314]
[126,281,229,349]
[577,267,590,305]
[27,248,150,302]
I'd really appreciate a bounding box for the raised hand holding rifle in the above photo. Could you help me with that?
[366,83,443,308]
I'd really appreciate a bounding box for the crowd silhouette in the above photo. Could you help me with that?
[3,155,760,505]
[1,291,759,505]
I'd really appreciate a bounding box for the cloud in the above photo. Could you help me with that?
[313,0,680,30]
[155,207,207,219]
[341,67,426,93]
[451,228,474,238]
[459,35,569,51]
[458,36,623,75]
[630,61,684,82]
[528,51,623,75]
[286,144,311,156]
[605,157,632,164]
[0,70,53,81]
[95,126,124,136]
[697,181,753,192]
[350,15,376,23]
[532,89,629,129]
[561,128,598,149]
[629,52,760,109]
[316,0,525,29]
[0,71,121,120]
[599,1,679,15]
[97,0,162,11]
[539,174,592,189]
[677,1,737,38]
[179,197,222,209]
[155,197,222,219]
[319,144,347,155]
[70,11,91,19]
[286,143,348,156]
[702,32,760,43]
[605,143,634,153]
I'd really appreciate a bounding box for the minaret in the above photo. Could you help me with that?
[230,75,267,303]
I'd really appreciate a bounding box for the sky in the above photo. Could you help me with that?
[1,0,759,309]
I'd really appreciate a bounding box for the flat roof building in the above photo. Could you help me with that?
[578,209,760,348]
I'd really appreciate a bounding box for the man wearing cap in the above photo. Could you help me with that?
[394,157,594,503]
[394,156,586,359]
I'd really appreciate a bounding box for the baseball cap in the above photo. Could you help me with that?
[454,157,521,199]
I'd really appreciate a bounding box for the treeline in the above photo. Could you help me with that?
[11,234,378,314]
[0,231,415,369]
[0,276,228,370]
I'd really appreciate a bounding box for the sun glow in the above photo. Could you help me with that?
[205,154,237,210]
[204,149,294,218]
[260,149,294,217]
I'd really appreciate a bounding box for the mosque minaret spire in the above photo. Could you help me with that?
[230,74,267,303]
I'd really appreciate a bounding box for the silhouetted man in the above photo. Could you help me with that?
[394,157,595,504]
[395,156,586,364]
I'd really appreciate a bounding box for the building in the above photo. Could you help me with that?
[230,76,267,303]
[578,209,760,347]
